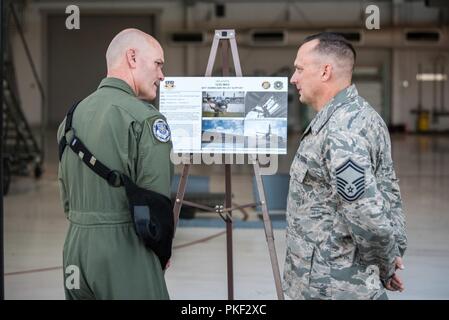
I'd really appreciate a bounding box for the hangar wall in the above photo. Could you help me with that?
[9,0,449,132]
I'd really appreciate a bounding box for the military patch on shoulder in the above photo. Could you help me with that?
[336,158,365,202]
[152,118,171,143]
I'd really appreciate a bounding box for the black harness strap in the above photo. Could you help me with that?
[57,100,173,269]
[58,101,123,187]
[58,101,80,161]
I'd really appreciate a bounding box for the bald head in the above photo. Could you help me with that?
[105,28,165,101]
[106,28,160,70]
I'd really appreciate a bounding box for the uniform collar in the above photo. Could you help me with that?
[98,77,136,96]
[309,84,358,135]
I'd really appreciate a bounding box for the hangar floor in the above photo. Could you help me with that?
[3,133,449,299]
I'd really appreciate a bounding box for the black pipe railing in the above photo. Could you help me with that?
[9,2,45,164]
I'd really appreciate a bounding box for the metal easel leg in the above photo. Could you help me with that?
[173,30,283,300]
[225,163,234,300]
[220,32,235,301]
[173,163,191,234]
[251,156,285,300]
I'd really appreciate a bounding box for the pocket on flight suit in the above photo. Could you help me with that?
[286,232,316,286]
[290,157,318,189]
[289,156,307,181]
[287,163,311,215]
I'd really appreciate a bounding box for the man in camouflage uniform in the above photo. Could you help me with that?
[58,29,173,299]
[283,32,407,300]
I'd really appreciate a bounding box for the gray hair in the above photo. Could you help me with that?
[303,32,356,73]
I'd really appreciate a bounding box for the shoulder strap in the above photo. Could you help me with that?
[68,136,123,187]
[58,100,81,161]
[58,101,124,187]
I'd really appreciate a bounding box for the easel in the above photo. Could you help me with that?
[173,30,284,300]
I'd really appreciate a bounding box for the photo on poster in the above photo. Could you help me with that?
[202,91,245,118]
[244,119,287,149]
[244,92,288,119]
[159,77,288,154]
[201,119,245,150]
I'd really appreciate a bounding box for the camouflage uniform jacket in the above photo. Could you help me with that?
[283,84,407,300]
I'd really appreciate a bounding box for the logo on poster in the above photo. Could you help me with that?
[261,81,271,89]
[274,81,283,90]
[164,80,175,89]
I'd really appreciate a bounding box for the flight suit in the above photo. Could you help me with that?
[283,84,407,300]
[57,77,174,299]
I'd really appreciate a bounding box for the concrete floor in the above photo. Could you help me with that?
[3,133,449,299]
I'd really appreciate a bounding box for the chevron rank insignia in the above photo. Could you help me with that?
[336,158,365,202]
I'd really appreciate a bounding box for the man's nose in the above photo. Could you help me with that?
[159,70,165,81]
[290,74,296,84]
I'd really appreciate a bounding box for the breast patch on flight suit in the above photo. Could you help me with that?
[151,118,171,143]
[336,158,365,202]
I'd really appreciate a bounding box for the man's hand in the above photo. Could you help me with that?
[385,257,405,292]
[385,273,404,292]
[165,259,171,270]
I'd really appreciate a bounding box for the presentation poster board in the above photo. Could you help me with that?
[159,77,288,154]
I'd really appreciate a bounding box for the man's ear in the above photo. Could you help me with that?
[126,49,137,68]
[321,64,332,82]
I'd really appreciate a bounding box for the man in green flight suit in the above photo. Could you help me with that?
[57,28,173,299]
